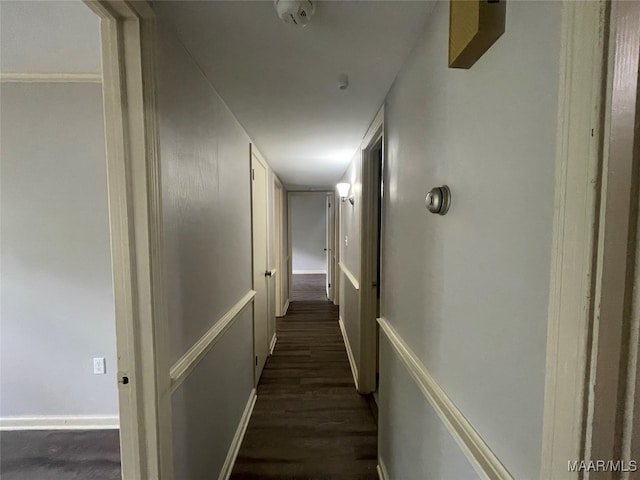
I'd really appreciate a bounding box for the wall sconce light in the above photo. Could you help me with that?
[337,182,354,205]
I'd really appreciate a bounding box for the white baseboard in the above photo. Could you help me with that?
[292,270,327,275]
[339,316,359,390]
[283,299,290,315]
[0,415,119,431]
[270,334,278,355]
[378,317,512,480]
[218,388,257,480]
[377,457,390,480]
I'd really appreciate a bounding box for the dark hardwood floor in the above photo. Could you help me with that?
[292,274,328,302]
[231,275,378,480]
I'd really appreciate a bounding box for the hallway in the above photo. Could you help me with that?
[231,275,377,479]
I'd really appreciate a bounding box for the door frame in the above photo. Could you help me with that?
[250,144,271,384]
[287,191,334,300]
[583,0,640,470]
[274,178,285,317]
[83,2,172,478]
[358,107,384,395]
[326,193,336,302]
[541,0,640,477]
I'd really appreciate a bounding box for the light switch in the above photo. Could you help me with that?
[93,357,106,375]
[345,235,348,246]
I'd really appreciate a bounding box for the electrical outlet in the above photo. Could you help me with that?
[93,357,106,375]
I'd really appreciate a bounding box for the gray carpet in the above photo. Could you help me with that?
[0,430,121,480]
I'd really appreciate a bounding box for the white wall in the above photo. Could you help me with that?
[0,83,118,418]
[291,194,327,274]
[154,14,260,478]
[339,1,563,478]
[381,2,561,478]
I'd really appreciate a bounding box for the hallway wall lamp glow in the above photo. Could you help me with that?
[337,183,354,205]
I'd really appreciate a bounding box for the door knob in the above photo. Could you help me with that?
[265,270,273,277]
[425,185,451,215]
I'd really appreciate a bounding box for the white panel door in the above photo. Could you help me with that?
[251,147,269,383]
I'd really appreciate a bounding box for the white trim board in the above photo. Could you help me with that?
[377,457,390,480]
[270,334,278,355]
[170,290,256,393]
[0,72,102,83]
[292,270,327,275]
[378,317,512,480]
[0,415,119,431]
[283,299,290,316]
[338,261,360,291]
[540,2,608,478]
[339,316,359,390]
[218,388,257,480]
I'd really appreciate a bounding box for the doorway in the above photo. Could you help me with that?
[358,111,384,395]
[1,1,170,479]
[250,145,271,383]
[288,192,334,302]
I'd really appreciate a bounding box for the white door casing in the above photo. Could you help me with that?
[251,145,270,383]
[84,1,173,478]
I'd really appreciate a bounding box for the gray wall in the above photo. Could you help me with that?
[291,194,327,274]
[0,83,118,418]
[338,151,362,378]
[154,17,255,479]
[378,1,561,478]
[338,1,562,478]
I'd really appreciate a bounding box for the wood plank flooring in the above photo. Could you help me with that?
[231,275,378,480]
[291,274,328,302]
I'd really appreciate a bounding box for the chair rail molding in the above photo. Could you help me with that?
[170,290,256,393]
[378,317,513,480]
[338,261,360,291]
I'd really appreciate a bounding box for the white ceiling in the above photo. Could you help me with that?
[154,1,434,189]
[0,1,101,74]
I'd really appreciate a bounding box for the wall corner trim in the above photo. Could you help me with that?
[377,457,390,480]
[339,316,359,390]
[378,317,513,480]
[338,261,360,291]
[0,415,119,431]
[170,290,256,393]
[218,388,257,480]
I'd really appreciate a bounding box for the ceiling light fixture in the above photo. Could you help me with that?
[274,0,315,27]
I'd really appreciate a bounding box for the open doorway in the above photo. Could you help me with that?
[0,1,121,477]
[288,192,334,302]
[1,2,171,479]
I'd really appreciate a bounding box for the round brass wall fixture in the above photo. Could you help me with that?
[425,185,451,215]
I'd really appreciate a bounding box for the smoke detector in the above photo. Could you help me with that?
[274,0,315,27]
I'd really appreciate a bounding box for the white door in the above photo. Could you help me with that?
[326,194,334,300]
[251,146,270,383]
